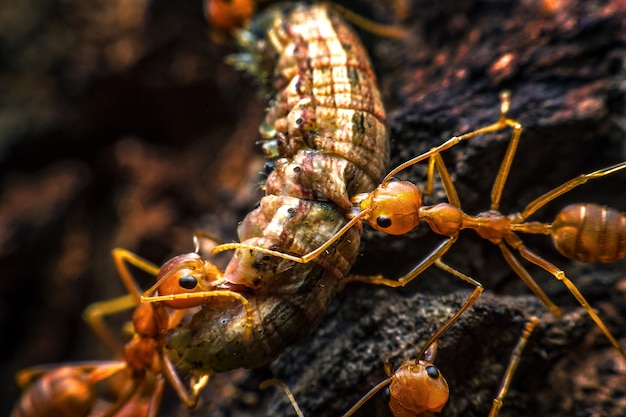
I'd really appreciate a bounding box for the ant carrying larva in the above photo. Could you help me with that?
[213,91,626,362]
[12,242,253,417]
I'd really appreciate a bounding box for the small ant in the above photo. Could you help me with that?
[213,92,626,362]
[340,341,449,417]
[262,317,539,417]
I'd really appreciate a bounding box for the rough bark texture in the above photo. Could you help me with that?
[2,0,626,416]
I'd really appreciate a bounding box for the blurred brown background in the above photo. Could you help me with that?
[2,0,626,416]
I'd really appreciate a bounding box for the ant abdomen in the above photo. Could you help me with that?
[12,367,95,417]
[552,203,626,263]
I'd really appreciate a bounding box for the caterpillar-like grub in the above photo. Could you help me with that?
[164,3,389,374]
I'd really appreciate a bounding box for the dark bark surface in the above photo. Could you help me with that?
[2,0,626,416]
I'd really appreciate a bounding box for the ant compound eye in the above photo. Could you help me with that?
[383,385,391,402]
[178,275,198,290]
[426,365,440,379]
[376,216,392,228]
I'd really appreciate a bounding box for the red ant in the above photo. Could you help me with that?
[212,91,626,362]
[13,237,253,417]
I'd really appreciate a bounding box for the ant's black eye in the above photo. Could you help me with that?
[376,216,392,228]
[426,365,440,379]
[179,275,198,290]
[383,385,391,402]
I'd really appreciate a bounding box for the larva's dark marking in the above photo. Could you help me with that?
[166,3,389,373]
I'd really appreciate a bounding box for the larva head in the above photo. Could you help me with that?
[353,180,422,235]
[387,359,449,417]
[156,253,223,309]
[204,0,255,33]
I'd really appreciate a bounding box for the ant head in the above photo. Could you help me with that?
[388,358,449,416]
[356,180,422,235]
[156,253,222,309]
[204,0,255,32]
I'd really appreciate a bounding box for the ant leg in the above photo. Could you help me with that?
[94,367,142,417]
[349,252,483,359]
[341,379,393,417]
[260,379,305,417]
[488,317,539,417]
[82,293,137,355]
[347,235,457,287]
[211,208,372,263]
[80,249,160,355]
[490,91,524,211]
[396,91,521,209]
[167,308,187,328]
[14,361,118,389]
[325,2,407,38]
[518,162,626,220]
[497,242,562,317]
[160,353,209,409]
[505,234,626,360]
[382,92,522,184]
[112,248,160,303]
[423,151,461,207]
[423,150,437,198]
[83,361,128,384]
[145,373,165,417]
[415,259,483,360]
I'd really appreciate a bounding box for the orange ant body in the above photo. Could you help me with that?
[13,240,254,417]
[341,342,449,417]
[13,360,164,417]
[212,92,626,362]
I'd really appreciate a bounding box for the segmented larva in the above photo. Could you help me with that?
[165,3,389,373]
